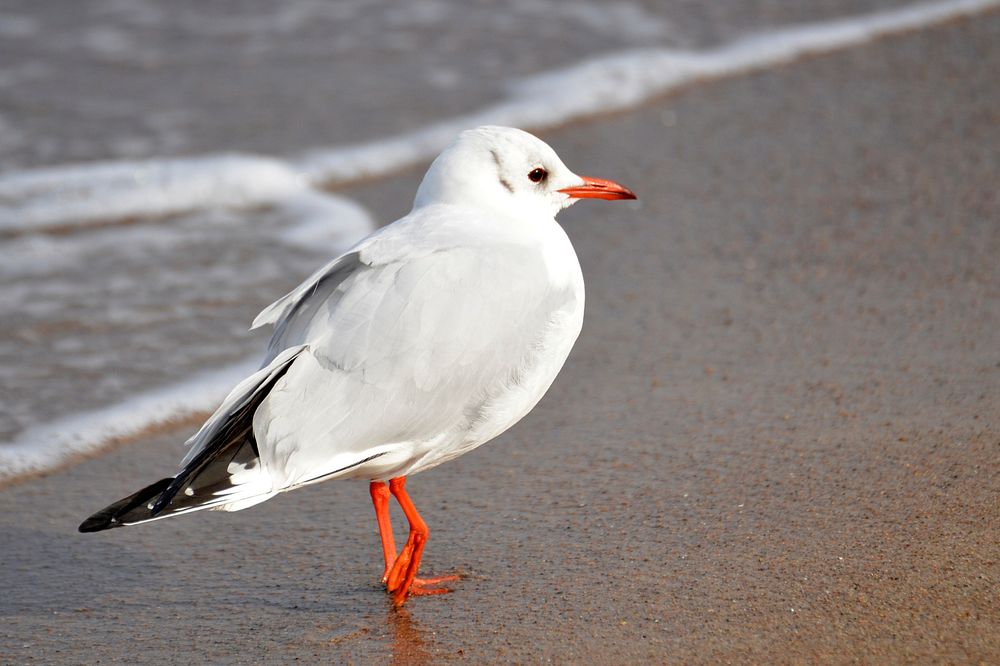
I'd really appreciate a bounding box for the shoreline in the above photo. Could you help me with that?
[4,1,1000,488]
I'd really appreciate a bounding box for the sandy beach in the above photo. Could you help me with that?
[2,8,999,665]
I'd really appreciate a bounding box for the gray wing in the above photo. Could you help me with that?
[252,204,475,364]
[251,251,363,366]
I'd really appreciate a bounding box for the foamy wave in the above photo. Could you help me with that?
[0,154,307,233]
[0,185,374,483]
[0,359,257,482]
[298,0,999,183]
[275,190,374,251]
[1,0,993,234]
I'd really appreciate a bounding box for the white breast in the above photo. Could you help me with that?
[400,220,585,476]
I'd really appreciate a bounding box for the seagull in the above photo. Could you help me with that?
[79,126,636,606]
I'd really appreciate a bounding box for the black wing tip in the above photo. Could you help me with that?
[78,512,120,533]
[79,348,302,534]
[78,477,174,534]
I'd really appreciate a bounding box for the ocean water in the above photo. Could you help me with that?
[1,0,995,480]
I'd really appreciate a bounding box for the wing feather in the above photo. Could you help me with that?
[248,205,578,488]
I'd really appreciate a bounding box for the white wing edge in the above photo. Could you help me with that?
[250,252,359,331]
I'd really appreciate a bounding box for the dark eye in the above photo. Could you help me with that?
[528,167,547,183]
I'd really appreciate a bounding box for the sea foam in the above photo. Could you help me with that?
[0,154,306,233]
[1,0,994,235]
[0,359,258,481]
[298,0,1000,183]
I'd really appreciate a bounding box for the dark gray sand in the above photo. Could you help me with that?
[3,14,999,664]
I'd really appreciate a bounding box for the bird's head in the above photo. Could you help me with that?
[413,126,636,219]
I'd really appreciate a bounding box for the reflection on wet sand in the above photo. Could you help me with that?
[389,606,434,666]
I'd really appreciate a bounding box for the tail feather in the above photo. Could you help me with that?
[78,346,305,533]
[150,376,270,516]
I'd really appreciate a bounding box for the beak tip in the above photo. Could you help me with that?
[559,176,637,201]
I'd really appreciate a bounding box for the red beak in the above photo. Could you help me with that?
[559,176,637,201]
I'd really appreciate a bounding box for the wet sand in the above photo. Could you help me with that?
[3,13,999,664]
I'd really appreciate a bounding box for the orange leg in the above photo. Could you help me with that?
[369,481,396,582]
[382,476,459,606]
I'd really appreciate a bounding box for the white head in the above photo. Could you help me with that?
[413,126,635,219]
